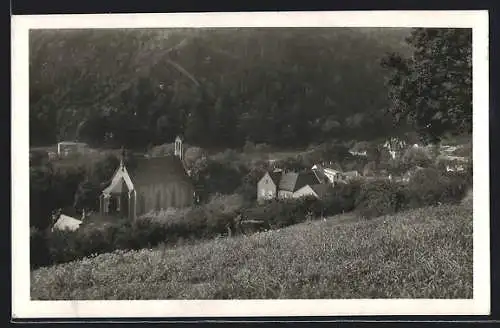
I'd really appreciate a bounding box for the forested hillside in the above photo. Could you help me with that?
[29,27,413,150]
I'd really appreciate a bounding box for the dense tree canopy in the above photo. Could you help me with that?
[30,28,413,150]
[381,28,472,144]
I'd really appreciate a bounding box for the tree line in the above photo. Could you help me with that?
[30,27,418,150]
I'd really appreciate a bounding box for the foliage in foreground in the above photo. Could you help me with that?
[31,203,473,300]
[382,28,472,143]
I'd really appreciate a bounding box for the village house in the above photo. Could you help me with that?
[383,137,407,160]
[342,170,360,181]
[257,170,323,202]
[312,164,343,185]
[99,136,195,220]
[256,169,283,201]
[293,183,331,199]
[311,164,361,185]
[278,171,322,199]
[52,214,83,232]
[57,141,90,158]
[348,150,367,157]
[51,208,89,232]
[446,164,465,172]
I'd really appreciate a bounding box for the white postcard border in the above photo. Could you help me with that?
[11,10,490,318]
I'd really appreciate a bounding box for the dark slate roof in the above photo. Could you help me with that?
[279,171,321,192]
[279,172,299,192]
[310,184,331,199]
[269,171,283,186]
[312,169,329,184]
[131,155,192,188]
[295,172,321,191]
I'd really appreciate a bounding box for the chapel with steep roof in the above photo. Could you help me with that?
[99,136,195,220]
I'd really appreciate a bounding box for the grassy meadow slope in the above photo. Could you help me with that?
[31,202,472,300]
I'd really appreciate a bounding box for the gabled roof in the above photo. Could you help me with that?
[102,155,192,195]
[323,168,341,175]
[279,172,298,191]
[268,171,283,186]
[132,155,192,188]
[279,171,321,192]
[52,214,82,232]
[103,178,129,195]
[312,168,329,184]
[309,183,331,199]
[102,165,134,195]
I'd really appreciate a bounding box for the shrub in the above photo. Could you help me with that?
[401,147,433,168]
[205,193,246,215]
[149,143,174,157]
[405,168,468,208]
[355,180,405,219]
[190,159,247,200]
[30,163,86,230]
[274,157,309,172]
[324,181,363,214]
[184,146,207,169]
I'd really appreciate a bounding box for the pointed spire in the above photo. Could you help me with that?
[120,146,125,169]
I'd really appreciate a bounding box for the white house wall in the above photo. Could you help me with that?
[293,185,319,199]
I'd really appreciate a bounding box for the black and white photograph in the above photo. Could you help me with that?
[12,11,489,318]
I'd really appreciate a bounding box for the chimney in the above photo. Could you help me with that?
[175,136,183,161]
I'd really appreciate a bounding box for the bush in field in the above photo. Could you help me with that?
[30,163,86,229]
[401,147,433,168]
[274,157,309,172]
[41,218,171,268]
[323,180,363,214]
[355,180,406,219]
[405,167,468,208]
[190,159,247,200]
[239,197,319,231]
[149,143,174,157]
[184,146,207,169]
[316,143,352,163]
[205,193,246,215]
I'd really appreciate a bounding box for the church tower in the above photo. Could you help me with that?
[174,136,183,161]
